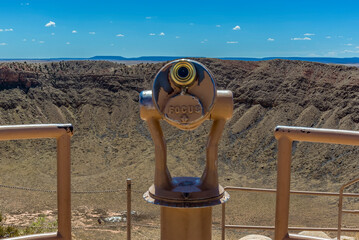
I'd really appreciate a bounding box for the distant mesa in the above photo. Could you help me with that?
[0,56,359,65]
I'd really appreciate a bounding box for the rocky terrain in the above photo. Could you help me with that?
[0,59,359,239]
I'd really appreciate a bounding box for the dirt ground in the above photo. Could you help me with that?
[1,59,359,239]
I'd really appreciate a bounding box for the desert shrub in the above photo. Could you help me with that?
[0,212,57,238]
[0,212,20,238]
[23,215,57,235]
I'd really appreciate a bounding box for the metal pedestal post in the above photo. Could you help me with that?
[140,59,233,240]
[161,206,212,240]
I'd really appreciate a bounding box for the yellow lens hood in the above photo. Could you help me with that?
[170,61,196,86]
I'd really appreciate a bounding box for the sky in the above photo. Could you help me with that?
[0,0,359,58]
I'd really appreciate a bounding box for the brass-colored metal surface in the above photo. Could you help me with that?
[170,61,197,87]
[57,134,72,240]
[273,126,359,240]
[0,124,73,140]
[222,203,226,240]
[152,59,217,130]
[274,126,359,146]
[127,179,132,240]
[222,186,359,239]
[161,207,212,240]
[287,233,331,240]
[0,124,73,240]
[6,232,59,240]
[143,185,229,208]
[224,225,359,232]
[140,60,233,208]
[275,136,292,240]
[337,177,359,240]
[140,59,233,240]
[224,186,359,197]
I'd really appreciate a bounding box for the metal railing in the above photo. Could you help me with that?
[221,185,359,240]
[0,124,73,240]
[126,179,132,240]
[4,125,359,240]
[337,177,359,240]
[222,126,359,240]
[1,178,134,240]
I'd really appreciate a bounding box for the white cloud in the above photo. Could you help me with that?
[307,53,320,57]
[145,16,152,19]
[325,36,332,39]
[45,21,56,27]
[267,38,275,41]
[23,38,27,42]
[201,39,208,44]
[0,28,14,32]
[326,51,337,56]
[116,34,124,37]
[39,41,45,44]
[51,33,55,36]
[66,42,70,45]
[343,50,359,53]
[233,25,241,30]
[159,32,165,36]
[0,43,7,46]
[89,32,96,35]
[72,30,77,33]
[175,36,180,39]
[149,33,156,36]
[356,46,359,49]
[216,25,221,27]
[291,37,311,41]
[304,33,315,36]
[344,43,353,46]
[227,41,238,44]
[32,39,36,42]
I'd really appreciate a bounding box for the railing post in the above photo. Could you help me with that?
[222,202,226,240]
[127,178,132,240]
[57,133,71,240]
[337,177,359,240]
[338,189,344,240]
[274,136,293,240]
[0,124,73,240]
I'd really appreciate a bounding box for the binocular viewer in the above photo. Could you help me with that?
[140,59,233,207]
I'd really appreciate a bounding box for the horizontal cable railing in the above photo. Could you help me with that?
[0,183,143,193]
[221,186,359,240]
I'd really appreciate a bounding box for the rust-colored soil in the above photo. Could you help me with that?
[0,59,359,239]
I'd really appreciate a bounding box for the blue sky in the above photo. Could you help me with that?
[0,0,359,58]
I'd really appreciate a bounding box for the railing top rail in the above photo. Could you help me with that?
[224,225,359,232]
[274,126,359,146]
[224,186,359,197]
[0,124,73,140]
[0,124,73,129]
[5,232,58,240]
[340,177,359,192]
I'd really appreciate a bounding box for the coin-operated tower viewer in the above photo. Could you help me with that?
[139,59,233,240]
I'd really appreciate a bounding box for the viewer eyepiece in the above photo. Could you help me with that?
[170,60,196,87]
[178,66,189,79]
